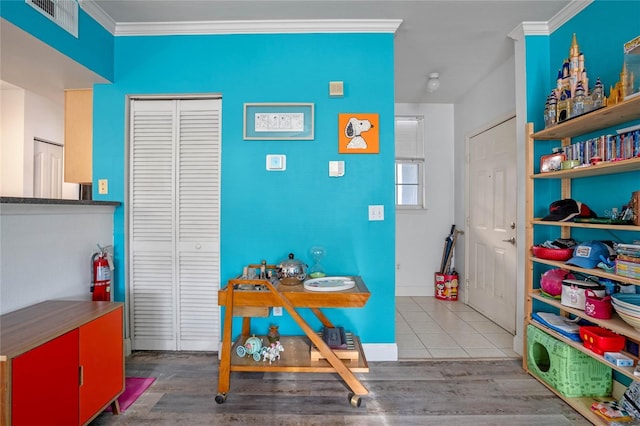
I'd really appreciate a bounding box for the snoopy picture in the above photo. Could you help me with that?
[344,117,374,149]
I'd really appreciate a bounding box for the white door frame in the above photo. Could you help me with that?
[124,93,222,354]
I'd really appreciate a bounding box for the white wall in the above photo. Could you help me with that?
[0,84,78,198]
[395,103,455,296]
[0,203,115,314]
[1,87,26,196]
[453,53,522,351]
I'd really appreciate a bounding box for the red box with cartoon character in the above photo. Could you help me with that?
[435,273,458,301]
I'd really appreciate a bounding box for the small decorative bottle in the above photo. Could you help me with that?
[268,325,280,344]
[259,260,267,279]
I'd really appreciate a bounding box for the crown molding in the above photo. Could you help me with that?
[548,0,593,33]
[113,19,403,36]
[79,0,116,34]
[509,0,593,40]
[79,0,401,37]
[509,21,550,40]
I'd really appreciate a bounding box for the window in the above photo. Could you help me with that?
[395,116,425,209]
[396,160,424,207]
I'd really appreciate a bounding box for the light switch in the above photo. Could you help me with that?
[329,161,345,177]
[266,154,286,171]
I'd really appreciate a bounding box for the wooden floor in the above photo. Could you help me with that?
[91,351,590,425]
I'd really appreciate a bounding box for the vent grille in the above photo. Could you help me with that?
[26,0,78,37]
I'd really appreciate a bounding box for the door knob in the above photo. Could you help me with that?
[502,237,516,245]
[510,222,516,229]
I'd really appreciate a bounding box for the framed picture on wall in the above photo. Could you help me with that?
[338,113,380,154]
[243,103,314,140]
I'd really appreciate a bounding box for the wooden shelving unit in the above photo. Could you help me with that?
[525,95,640,425]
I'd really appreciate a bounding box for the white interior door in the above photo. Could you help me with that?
[466,117,517,333]
[129,98,221,351]
[33,139,63,198]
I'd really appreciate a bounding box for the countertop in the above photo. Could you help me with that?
[0,197,120,206]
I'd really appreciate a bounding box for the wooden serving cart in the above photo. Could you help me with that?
[216,264,371,407]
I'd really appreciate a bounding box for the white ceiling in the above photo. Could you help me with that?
[1,0,575,104]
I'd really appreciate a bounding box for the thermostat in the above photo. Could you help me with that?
[266,154,286,171]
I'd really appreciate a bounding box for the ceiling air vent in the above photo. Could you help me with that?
[26,0,78,37]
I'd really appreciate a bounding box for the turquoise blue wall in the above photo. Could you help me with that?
[0,0,113,81]
[2,7,396,343]
[93,32,396,342]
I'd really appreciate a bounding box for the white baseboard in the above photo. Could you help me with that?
[395,286,433,296]
[362,343,398,361]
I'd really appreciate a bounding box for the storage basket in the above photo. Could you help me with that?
[526,325,612,397]
[584,290,613,319]
[531,245,574,261]
[561,279,606,310]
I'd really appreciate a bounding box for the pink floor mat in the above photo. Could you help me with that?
[105,377,156,413]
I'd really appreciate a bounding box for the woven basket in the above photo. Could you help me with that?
[531,245,573,261]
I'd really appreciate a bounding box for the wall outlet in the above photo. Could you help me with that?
[368,205,384,221]
[98,179,108,194]
[272,306,283,316]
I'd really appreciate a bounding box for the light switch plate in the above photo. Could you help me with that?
[266,154,286,171]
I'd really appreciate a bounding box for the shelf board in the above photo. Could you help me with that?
[530,157,640,179]
[229,335,369,373]
[532,96,640,140]
[529,256,640,286]
[527,318,639,382]
[530,291,640,342]
[532,219,640,231]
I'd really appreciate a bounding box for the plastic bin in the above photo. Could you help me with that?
[435,273,458,301]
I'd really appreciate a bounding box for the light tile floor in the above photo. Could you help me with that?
[396,296,521,359]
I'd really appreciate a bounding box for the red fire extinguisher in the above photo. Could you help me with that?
[91,245,113,301]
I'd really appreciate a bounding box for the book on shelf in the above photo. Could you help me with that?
[617,243,640,250]
[616,260,640,279]
[618,254,640,264]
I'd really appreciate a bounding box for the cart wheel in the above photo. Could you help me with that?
[236,345,246,357]
[215,393,227,404]
[253,351,262,362]
[348,393,362,408]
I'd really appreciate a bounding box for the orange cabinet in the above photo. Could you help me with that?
[1,301,124,426]
[12,330,80,425]
[79,308,124,424]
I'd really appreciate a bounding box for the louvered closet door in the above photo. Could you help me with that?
[176,99,220,351]
[130,98,220,351]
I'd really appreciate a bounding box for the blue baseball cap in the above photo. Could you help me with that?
[565,241,611,269]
